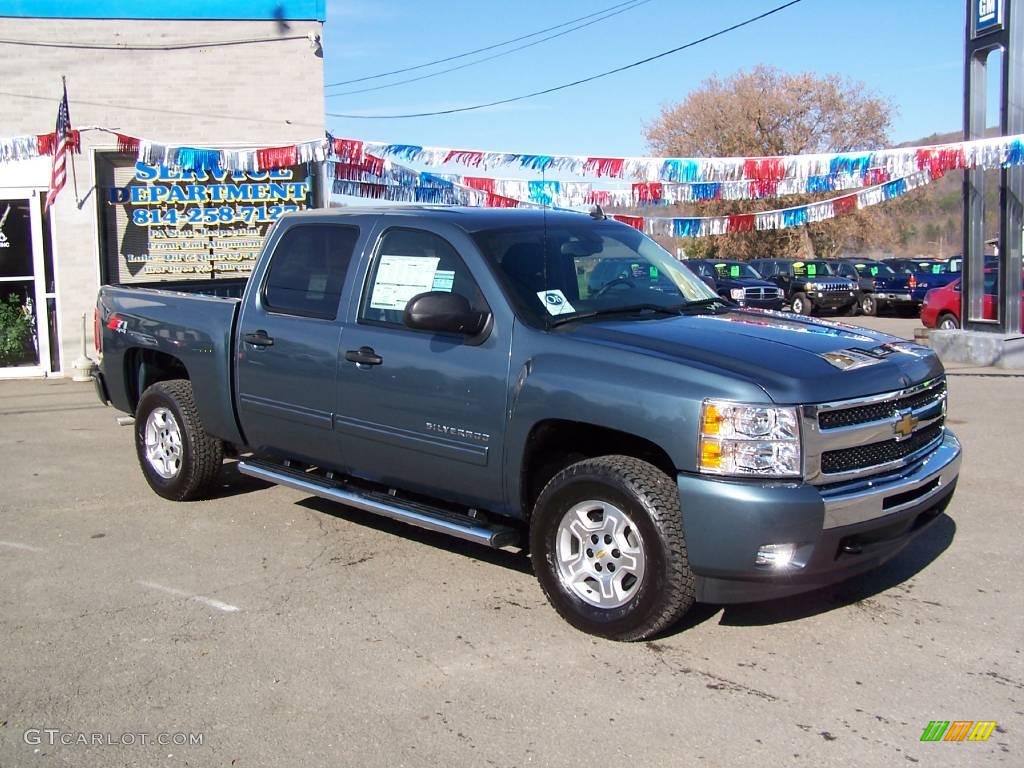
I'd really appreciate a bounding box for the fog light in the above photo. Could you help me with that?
[755,543,798,568]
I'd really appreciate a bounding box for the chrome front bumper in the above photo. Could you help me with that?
[820,432,961,529]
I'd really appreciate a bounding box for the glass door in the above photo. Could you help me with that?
[0,193,51,377]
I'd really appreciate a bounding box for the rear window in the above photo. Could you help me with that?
[262,225,359,319]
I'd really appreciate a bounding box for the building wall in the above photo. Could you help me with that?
[0,16,325,373]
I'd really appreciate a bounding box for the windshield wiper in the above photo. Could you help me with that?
[679,296,733,313]
[548,303,685,328]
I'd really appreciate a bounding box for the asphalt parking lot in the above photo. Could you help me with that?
[1,316,1021,767]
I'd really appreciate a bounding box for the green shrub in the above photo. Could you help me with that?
[0,294,32,366]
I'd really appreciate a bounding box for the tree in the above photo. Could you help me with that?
[641,65,894,259]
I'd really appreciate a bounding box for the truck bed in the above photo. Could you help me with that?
[97,280,247,446]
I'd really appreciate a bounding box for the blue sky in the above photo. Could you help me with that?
[321,0,968,157]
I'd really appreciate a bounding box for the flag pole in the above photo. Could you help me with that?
[64,76,81,207]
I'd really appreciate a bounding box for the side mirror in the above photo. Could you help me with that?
[403,292,487,336]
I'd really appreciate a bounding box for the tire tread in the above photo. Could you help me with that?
[137,379,223,501]
[533,455,695,641]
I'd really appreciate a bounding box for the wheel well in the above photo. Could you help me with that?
[520,420,676,516]
[125,348,189,412]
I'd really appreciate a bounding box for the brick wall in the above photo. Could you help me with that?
[0,18,325,374]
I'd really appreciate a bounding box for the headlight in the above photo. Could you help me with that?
[805,282,817,290]
[698,400,801,478]
[729,288,745,301]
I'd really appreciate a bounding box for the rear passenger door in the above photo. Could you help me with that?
[236,223,360,465]
[333,225,512,510]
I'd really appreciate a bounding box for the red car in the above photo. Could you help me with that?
[921,270,1024,330]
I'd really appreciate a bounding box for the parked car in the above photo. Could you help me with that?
[883,258,961,305]
[829,260,916,316]
[94,207,960,641]
[748,258,858,315]
[921,268,1024,330]
[685,260,785,310]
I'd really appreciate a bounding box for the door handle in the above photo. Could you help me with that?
[243,330,274,347]
[345,346,383,366]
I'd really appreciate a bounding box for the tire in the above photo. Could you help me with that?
[530,456,696,641]
[937,312,960,330]
[135,379,224,501]
[860,294,877,316]
[790,293,811,315]
[843,300,860,317]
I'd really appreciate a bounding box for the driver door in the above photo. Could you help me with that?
[333,226,511,509]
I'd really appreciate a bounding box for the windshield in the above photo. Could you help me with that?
[791,260,836,277]
[708,261,762,280]
[472,221,717,326]
[854,262,896,278]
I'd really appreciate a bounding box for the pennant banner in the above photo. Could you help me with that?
[355,134,1024,184]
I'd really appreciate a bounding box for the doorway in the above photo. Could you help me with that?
[0,192,57,378]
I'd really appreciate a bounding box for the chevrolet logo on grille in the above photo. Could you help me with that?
[893,409,919,440]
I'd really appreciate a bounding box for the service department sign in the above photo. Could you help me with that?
[98,155,316,284]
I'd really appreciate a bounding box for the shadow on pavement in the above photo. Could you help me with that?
[294,496,534,575]
[711,513,957,627]
[205,460,274,499]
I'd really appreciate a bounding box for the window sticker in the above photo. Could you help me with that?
[536,289,576,316]
[807,264,817,277]
[308,275,328,297]
[432,270,455,292]
[729,265,740,278]
[370,255,440,310]
[649,266,659,279]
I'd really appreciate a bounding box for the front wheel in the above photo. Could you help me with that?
[790,293,811,315]
[135,379,224,501]
[530,456,696,641]
[860,294,877,316]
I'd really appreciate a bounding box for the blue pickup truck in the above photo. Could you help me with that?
[94,207,961,641]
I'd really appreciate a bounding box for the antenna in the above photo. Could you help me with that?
[589,204,606,220]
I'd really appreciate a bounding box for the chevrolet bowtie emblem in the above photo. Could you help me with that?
[894,410,918,440]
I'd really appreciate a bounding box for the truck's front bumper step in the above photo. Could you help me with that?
[238,460,519,549]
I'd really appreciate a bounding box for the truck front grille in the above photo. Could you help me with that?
[744,287,783,301]
[819,281,849,292]
[804,377,947,484]
[818,380,946,429]
[820,422,944,474]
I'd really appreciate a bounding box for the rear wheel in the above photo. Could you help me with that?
[860,294,877,316]
[530,456,696,641]
[135,379,224,501]
[937,312,960,330]
[790,293,811,315]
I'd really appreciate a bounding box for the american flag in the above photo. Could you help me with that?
[44,82,72,212]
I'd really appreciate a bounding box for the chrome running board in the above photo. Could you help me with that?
[238,460,518,548]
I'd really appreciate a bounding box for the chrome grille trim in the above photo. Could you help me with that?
[802,376,948,485]
[744,287,784,300]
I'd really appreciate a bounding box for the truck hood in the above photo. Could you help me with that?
[562,309,943,404]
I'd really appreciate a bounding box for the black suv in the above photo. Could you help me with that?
[686,260,785,310]
[749,258,858,316]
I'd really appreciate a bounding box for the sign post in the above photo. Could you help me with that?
[963,0,1023,334]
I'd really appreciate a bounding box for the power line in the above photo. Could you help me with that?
[327,0,653,98]
[0,34,311,51]
[328,0,805,120]
[324,0,645,88]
